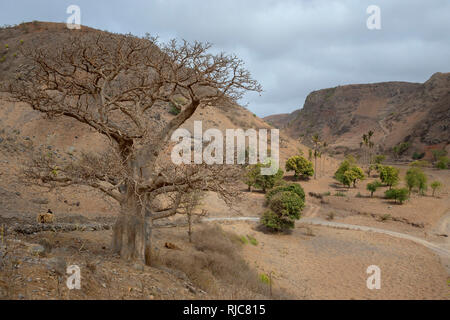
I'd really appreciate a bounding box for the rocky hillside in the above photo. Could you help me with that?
[0,21,303,216]
[265,73,450,158]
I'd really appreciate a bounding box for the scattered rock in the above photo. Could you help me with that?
[28,244,45,256]
[133,263,145,272]
[164,242,180,250]
[46,256,66,276]
[31,198,49,205]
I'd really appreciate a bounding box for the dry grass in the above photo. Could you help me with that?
[152,225,287,299]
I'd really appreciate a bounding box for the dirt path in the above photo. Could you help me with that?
[202,215,450,259]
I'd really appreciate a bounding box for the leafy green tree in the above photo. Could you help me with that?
[366,180,382,197]
[405,167,427,195]
[243,164,261,192]
[261,190,305,232]
[349,166,365,187]
[385,188,409,204]
[379,166,399,189]
[285,156,314,180]
[436,156,449,170]
[430,181,442,197]
[254,168,284,193]
[265,183,305,204]
[334,160,364,188]
[268,191,305,219]
[261,210,293,231]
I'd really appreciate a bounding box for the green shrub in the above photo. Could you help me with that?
[239,235,249,244]
[409,160,429,167]
[373,154,386,164]
[385,188,409,204]
[244,163,284,193]
[265,183,305,204]
[405,167,427,195]
[412,152,425,160]
[285,156,314,179]
[322,191,331,196]
[430,181,442,197]
[247,235,258,246]
[259,273,271,285]
[379,165,399,189]
[334,160,365,188]
[254,167,284,193]
[168,102,181,115]
[334,192,345,197]
[432,149,447,162]
[366,180,382,197]
[436,156,449,170]
[261,209,294,231]
[268,191,304,220]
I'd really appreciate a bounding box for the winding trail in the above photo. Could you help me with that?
[202,215,450,258]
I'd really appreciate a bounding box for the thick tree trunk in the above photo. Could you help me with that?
[112,185,150,264]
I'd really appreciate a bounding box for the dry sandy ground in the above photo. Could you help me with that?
[221,221,449,300]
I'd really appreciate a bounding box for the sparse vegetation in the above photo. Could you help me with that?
[430,181,442,197]
[436,156,449,170]
[412,152,425,160]
[392,142,410,159]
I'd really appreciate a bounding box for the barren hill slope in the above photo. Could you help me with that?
[265,74,450,157]
[0,21,303,216]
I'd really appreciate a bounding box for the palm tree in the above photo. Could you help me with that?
[311,134,321,179]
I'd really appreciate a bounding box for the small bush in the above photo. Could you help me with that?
[356,192,363,198]
[259,273,271,285]
[322,191,331,196]
[430,181,442,197]
[269,191,304,220]
[266,183,305,204]
[261,209,293,231]
[247,235,258,246]
[412,152,425,160]
[379,214,391,222]
[366,180,382,197]
[385,188,409,204]
[168,102,181,115]
[239,235,249,244]
[285,155,314,179]
[436,156,449,170]
[334,192,345,197]
[326,212,335,220]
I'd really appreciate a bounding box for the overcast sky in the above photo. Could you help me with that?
[2,0,450,117]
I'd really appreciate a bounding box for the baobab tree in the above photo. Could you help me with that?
[5,31,261,264]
